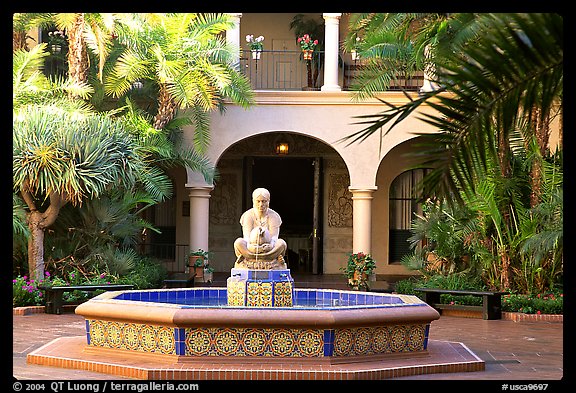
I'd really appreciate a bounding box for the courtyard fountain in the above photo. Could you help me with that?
[27,188,485,379]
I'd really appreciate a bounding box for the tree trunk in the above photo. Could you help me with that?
[67,13,89,93]
[153,84,178,130]
[497,129,512,289]
[499,248,511,291]
[22,189,65,282]
[528,108,551,207]
[27,211,46,282]
[13,30,28,52]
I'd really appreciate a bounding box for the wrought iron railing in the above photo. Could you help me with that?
[239,49,424,92]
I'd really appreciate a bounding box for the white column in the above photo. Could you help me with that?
[349,187,377,254]
[187,185,214,253]
[321,13,342,92]
[226,13,242,70]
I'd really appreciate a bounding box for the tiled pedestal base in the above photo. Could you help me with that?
[27,336,484,380]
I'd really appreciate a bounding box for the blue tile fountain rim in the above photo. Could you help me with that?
[112,287,426,310]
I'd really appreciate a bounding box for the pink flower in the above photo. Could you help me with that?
[537,310,541,315]
[313,40,318,45]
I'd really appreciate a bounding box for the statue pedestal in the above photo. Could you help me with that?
[227,268,294,307]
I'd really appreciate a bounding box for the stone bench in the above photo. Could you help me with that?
[38,284,134,315]
[414,287,508,320]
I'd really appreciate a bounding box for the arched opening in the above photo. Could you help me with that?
[209,131,348,275]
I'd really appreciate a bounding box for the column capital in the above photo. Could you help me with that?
[348,186,378,197]
[322,13,342,20]
[186,185,214,199]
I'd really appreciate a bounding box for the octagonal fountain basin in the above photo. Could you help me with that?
[74,287,440,363]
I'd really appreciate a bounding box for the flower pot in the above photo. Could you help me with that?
[302,50,313,60]
[51,44,62,54]
[352,270,369,290]
[251,50,261,60]
[194,266,204,280]
[188,255,205,279]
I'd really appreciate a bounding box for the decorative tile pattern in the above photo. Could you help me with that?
[86,320,428,359]
[185,327,324,357]
[87,320,175,355]
[333,324,427,356]
[227,280,246,306]
[273,281,293,307]
[246,281,273,307]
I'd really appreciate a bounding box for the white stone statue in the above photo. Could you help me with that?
[233,188,287,269]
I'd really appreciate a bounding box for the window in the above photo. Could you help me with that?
[389,168,430,263]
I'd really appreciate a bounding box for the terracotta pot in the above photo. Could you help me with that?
[303,50,313,60]
[188,255,205,279]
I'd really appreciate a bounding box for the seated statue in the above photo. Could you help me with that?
[233,188,287,270]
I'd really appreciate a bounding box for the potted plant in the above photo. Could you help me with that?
[296,34,319,88]
[340,252,376,291]
[187,249,208,280]
[47,30,67,54]
[246,34,264,59]
[289,14,324,89]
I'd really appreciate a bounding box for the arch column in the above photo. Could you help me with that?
[187,185,214,253]
[225,13,242,69]
[321,13,342,92]
[349,186,377,254]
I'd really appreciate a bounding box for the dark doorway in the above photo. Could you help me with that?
[244,157,320,273]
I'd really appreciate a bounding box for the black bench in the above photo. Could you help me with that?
[162,278,195,288]
[38,284,134,314]
[414,288,508,320]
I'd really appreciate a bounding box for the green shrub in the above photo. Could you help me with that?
[502,292,563,315]
[119,257,168,289]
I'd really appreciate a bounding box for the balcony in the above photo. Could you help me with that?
[239,49,424,92]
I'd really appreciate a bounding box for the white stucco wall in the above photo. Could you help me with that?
[186,91,439,190]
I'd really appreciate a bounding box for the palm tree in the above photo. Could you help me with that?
[342,13,484,100]
[46,13,121,86]
[343,13,563,289]
[105,13,254,152]
[13,45,169,282]
[344,13,562,201]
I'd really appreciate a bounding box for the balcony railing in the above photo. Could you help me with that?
[239,49,424,92]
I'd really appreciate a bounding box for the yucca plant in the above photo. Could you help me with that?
[13,105,147,282]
